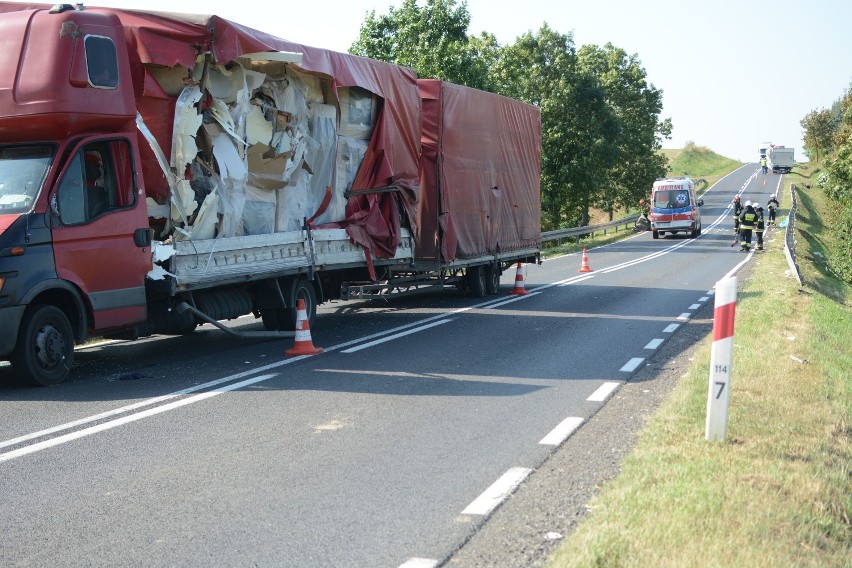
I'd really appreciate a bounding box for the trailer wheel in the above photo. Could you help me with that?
[467,266,488,298]
[485,264,501,295]
[11,304,74,386]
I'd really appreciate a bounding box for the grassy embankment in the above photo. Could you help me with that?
[542,144,743,259]
[549,159,851,566]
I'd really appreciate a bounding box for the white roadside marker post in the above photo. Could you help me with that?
[706,277,737,442]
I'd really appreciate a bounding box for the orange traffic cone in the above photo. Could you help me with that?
[285,299,323,356]
[578,248,593,273]
[509,263,527,295]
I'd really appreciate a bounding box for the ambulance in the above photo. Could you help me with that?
[649,177,704,239]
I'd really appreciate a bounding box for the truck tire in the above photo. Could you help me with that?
[485,264,501,295]
[467,266,488,298]
[652,230,659,239]
[11,304,74,386]
[264,279,317,331]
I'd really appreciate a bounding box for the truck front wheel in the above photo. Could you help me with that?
[12,304,74,386]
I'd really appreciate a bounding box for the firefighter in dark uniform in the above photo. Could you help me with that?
[733,195,743,233]
[767,194,779,225]
[739,200,757,252]
[755,205,765,250]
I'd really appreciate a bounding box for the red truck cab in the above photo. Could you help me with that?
[0,4,152,384]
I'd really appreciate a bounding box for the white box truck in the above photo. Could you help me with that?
[767,146,795,174]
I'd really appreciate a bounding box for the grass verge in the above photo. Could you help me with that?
[548,167,851,567]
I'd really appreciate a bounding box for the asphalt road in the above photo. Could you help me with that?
[0,164,782,567]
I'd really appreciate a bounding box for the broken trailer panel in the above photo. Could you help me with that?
[0,3,541,385]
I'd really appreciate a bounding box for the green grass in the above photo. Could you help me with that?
[664,142,744,191]
[548,161,852,567]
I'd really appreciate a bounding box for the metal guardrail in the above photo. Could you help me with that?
[784,185,803,285]
[541,214,641,244]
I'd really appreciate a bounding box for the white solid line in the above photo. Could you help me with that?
[689,303,701,310]
[462,467,532,516]
[724,251,753,279]
[644,338,664,350]
[0,359,309,451]
[619,358,645,373]
[0,373,279,464]
[539,416,584,446]
[398,559,439,568]
[485,291,541,308]
[587,381,621,401]
[699,296,710,302]
[662,323,680,333]
[342,319,452,353]
[557,274,595,286]
[677,312,692,321]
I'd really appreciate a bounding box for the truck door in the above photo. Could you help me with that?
[51,137,150,331]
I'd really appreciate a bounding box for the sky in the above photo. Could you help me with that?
[73,0,852,163]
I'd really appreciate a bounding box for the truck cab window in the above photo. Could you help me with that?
[0,145,53,214]
[85,35,119,89]
[57,140,135,224]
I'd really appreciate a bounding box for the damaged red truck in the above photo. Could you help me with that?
[0,3,541,385]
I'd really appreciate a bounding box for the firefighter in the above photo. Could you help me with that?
[635,198,651,231]
[739,200,757,252]
[767,194,779,225]
[732,195,743,233]
[755,205,765,250]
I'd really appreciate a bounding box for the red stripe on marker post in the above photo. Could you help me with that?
[712,301,737,342]
[706,277,738,442]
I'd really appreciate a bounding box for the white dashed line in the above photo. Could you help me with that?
[539,416,584,446]
[461,467,533,516]
[689,304,701,310]
[663,323,680,333]
[399,559,439,568]
[619,358,645,373]
[588,381,622,401]
[677,313,692,321]
[699,296,710,302]
[644,338,664,350]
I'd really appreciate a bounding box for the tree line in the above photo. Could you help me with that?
[348,0,671,231]
[800,83,852,283]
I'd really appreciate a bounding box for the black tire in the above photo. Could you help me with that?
[12,304,74,386]
[272,279,317,331]
[652,230,659,239]
[485,264,501,295]
[467,265,488,298]
[260,308,283,331]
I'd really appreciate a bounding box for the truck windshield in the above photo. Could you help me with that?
[0,145,54,214]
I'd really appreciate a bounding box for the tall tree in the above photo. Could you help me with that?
[349,0,491,90]
[801,108,834,162]
[492,25,619,229]
[578,43,669,217]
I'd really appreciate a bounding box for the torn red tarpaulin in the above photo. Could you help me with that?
[0,3,422,269]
